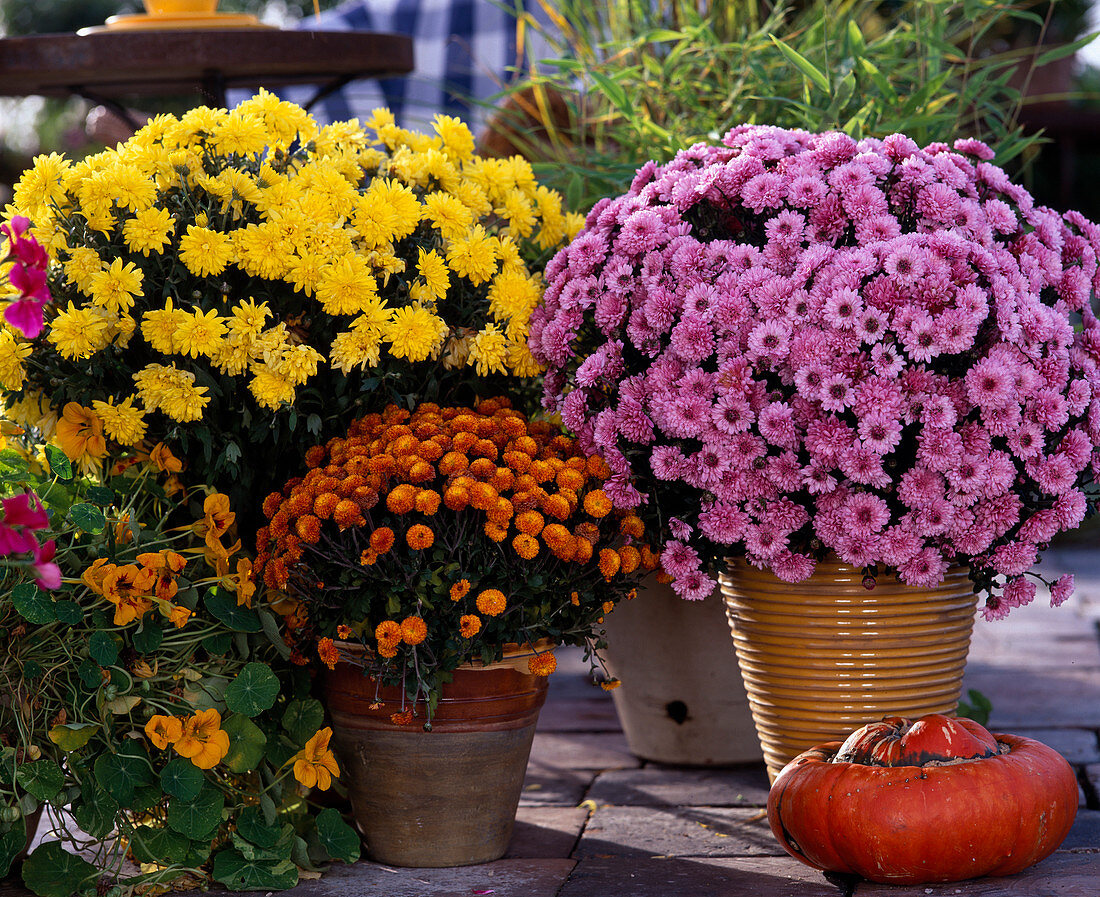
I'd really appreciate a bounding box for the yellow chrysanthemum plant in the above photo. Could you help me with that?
[2,91,582,535]
[256,398,658,721]
[0,434,360,896]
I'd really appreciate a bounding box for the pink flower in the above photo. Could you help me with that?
[898,547,949,587]
[841,493,891,536]
[1050,573,1074,607]
[660,540,700,578]
[673,569,716,601]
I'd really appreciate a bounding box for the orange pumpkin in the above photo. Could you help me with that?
[767,714,1078,884]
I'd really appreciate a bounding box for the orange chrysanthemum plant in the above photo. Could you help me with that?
[256,397,656,717]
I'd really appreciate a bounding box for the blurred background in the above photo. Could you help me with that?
[1,0,1098,217]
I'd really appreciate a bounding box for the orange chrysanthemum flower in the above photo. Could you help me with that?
[556,468,585,491]
[511,435,537,456]
[360,549,378,566]
[573,538,593,563]
[408,460,435,483]
[377,641,399,659]
[490,467,515,492]
[503,451,531,473]
[468,457,496,480]
[387,483,418,515]
[406,523,435,550]
[337,624,352,639]
[484,521,508,542]
[375,620,402,645]
[439,451,469,476]
[333,499,364,529]
[305,445,327,468]
[400,616,428,645]
[599,548,622,580]
[296,514,322,544]
[600,679,622,691]
[619,545,642,574]
[574,521,600,545]
[640,545,661,571]
[262,491,284,518]
[528,652,557,676]
[390,710,414,726]
[317,637,340,670]
[487,497,514,526]
[512,533,539,560]
[314,492,340,520]
[370,526,396,554]
[459,614,481,638]
[583,489,612,519]
[414,489,441,515]
[619,515,645,539]
[475,588,507,617]
[515,510,544,536]
[541,523,571,550]
[469,481,498,511]
[286,491,313,518]
[450,579,471,601]
[528,460,554,484]
[444,484,470,511]
[542,494,571,521]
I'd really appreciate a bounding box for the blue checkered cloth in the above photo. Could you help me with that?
[265,0,556,134]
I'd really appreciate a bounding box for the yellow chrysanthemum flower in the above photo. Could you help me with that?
[330,326,382,373]
[269,343,323,386]
[211,108,271,157]
[234,220,293,279]
[382,305,448,362]
[422,190,473,242]
[92,395,147,446]
[375,179,421,240]
[0,330,32,391]
[315,255,378,316]
[89,258,143,314]
[416,247,450,301]
[122,206,175,256]
[228,298,271,337]
[447,224,498,286]
[506,338,543,377]
[12,152,71,220]
[109,162,157,212]
[178,224,234,278]
[487,267,541,335]
[353,187,398,250]
[174,308,227,359]
[141,298,188,355]
[134,364,210,422]
[49,303,113,359]
[249,365,296,410]
[432,114,476,162]
[468,323,508,376]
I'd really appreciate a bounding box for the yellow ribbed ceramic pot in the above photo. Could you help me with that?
[719,556,978,781]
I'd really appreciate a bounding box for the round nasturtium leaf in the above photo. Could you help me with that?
[224,663,280,717]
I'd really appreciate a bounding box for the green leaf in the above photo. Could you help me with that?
[769,34,830,93]
[47,723,98,752]
[203,631,232,656]
[212,849,298,891]
[0,448,29,473]
[160,758,203,801]
[1036,31,1099,67]
[260,609,292,659]
[0,824,25,879]
[77,659,103,689]
[11,584,56,625]
[22,841,97,897]
[205,588,262,633]
[68,502,106,534]
[129,826,191,866]
[94,745,153,806]
[88,631,118,667]
[224,663,279,717]
[235,806,280,849]
[132,621,164,654]
[281,698,325,747]
[315,808,360,864]
[957,688,994,727]
[54,600,83,625]
[85,485,115,505]
[167,785,225,840]
[260,793,277,826]
[71,782,119,839]
[44,446,72,481]
[221,715,267,773]
[15,761,64,803]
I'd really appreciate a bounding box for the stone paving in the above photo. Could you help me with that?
[4,549,1099,897]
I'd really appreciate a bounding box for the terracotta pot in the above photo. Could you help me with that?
[323,643,552,867]
[720,558,977,781]
[601,575,761,766]
[143,0,219,15]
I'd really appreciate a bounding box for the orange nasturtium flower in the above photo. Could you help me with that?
[149,441,183,474]
[145,715,183,750]
[291,727,340,791]
[54,402,107,467]
[175,708,231,770]
[102,564,156,625]
[165,604,191,628]
[138,549,187,601]
[194,492,235,549]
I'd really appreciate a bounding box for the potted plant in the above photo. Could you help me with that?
[2,93,579,538]
[484,0,1056,767]
[0,433,361,895]
[255,397,653,866]
[530,124,1100,779]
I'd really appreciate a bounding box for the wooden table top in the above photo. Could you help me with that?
[0,29,414,105]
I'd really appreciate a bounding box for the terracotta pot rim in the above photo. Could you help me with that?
[334,637,557,673]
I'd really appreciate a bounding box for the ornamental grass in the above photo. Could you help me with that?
[1,91,580,533]
[256,398,656,717]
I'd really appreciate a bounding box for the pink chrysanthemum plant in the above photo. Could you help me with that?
[530,125,1100,621]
